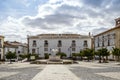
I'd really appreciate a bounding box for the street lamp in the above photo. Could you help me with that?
[68,46,72,58]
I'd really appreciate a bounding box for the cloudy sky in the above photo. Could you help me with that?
[0,0,120,43]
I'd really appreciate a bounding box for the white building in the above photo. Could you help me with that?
[4,41,28,56]
[28,34,92,57]
[94,18,120,52]
[0,35,4,60]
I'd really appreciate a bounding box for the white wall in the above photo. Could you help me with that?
[29,37,92,57]
[94,31,115,51]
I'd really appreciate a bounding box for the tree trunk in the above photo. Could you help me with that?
[99,56,101,63]
[118,56,120,61]
[81,56,83,61]
[87,57,89,62]
[106,56,108,62]
[10,59,12,64]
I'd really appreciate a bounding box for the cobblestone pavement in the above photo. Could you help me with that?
[32,65,80,80]
[68,61,120,80]
[0,62,45,80]
[0,61,120,80]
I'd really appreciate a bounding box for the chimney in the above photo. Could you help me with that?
[115,17,120,27]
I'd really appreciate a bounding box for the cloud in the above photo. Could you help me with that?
[0,0,120,42]
[22,13,76,30]
[92,27,109,35]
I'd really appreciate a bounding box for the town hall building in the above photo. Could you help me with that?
[28,34,92,57]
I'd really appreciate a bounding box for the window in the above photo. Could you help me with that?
[0,39,2,47]
[32,49,36,53]
[72,48,75,51]
[102,36,104,47]
[108,34,110,46]
[18,51,20,53]
[58,40,62,47]
[32,40,37,47]
[98,37,100,47]
[113,33,116,39]
[83,40,88,47]
[44,48,48,51]
[72,40,76,47]
[44,40,48,47]
[58,48,61,52]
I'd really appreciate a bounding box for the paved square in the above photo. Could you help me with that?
[32,65,80,80]
[0,61,120,80]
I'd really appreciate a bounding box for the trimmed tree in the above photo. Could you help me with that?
[96,48,109,63]
[77,51,84,61]
[6,51,17,63]
[112,48,120,61]
[56,52,66,59]
[82,49,94,61]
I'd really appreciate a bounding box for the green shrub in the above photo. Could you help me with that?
[44,53,49,59]
[56,52,66,58]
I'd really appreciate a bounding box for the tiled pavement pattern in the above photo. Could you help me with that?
[32,65,80,80]
[69,62,120,80]
[0,62,45,80]
[0,61,120,80]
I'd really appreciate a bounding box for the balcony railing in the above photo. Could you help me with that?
[83,44,88,47]
[44,44,48,47]
[57,44,62,47]
[71,44,76,47]
[32,44,37,47]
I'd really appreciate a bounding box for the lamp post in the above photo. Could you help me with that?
[69,46,72,58]
[27,35,29,54]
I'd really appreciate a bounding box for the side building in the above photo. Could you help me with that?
[94,17,120,52]
[28,34,92,57]
[0,35,4,60]
[4,41,28,60]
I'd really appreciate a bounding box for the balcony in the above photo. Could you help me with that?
[44,44,48,47]
[83,44,88,48]
[57,44,62,47]
[32,44,37,47]
[71,44,76,47]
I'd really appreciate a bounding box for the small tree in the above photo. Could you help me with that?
[25,54,31,61]
[71,53,78,60]
[19,54,26,59]
[112,48,120,61]
[6,51,17,63]
[44,53,49,59]
[96,48,109,63]
[77,51,84,60]
[56,52,66,59]
[82,49,94,61]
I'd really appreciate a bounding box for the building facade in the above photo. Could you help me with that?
[94,18,120,52]
[28,34,92,57]
[4,41,28,59]
[0,35,4,60]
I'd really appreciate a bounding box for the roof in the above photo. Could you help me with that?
[28,34,91,39]
[4,42,18,48]
[94,25,120,37]
[4,41,27,48]
[0,35,4,38]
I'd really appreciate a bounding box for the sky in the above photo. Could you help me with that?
[0,0,120,43]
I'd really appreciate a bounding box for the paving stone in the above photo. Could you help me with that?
[32,65,80,80]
